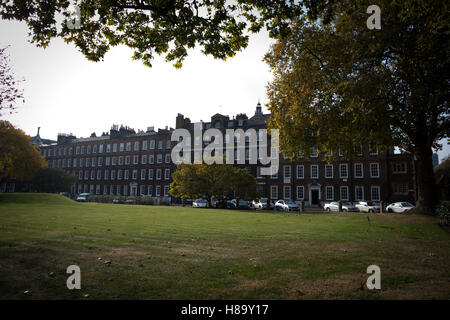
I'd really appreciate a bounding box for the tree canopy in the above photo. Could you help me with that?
[169,160,258,206]
[0,120,47,181]
[0,46,25,116]
[265,0,449,214]
[32,167,76,193]
[0,0,331,68]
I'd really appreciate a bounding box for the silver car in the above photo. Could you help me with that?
[355,201,381,213]
[323,201,358,212]
[386,202,414,213]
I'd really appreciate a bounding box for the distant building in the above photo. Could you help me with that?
[30,127,56,146]
[36,102,417,206]
[432,153,439,168]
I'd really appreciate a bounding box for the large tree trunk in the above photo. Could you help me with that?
[412,143,439,215]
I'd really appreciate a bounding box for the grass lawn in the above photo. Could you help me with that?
[0,193,449,300]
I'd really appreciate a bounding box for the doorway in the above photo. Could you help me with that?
[311,189,319,205]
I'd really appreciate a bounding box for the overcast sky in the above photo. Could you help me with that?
[1,19,448,163]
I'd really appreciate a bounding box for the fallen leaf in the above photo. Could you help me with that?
[122,232,126,236]
[139,264,144,267]
[181,252,185,256]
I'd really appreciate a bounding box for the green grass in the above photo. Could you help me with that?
[0,193,449,299]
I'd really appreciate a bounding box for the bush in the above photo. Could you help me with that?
[436,201,450,226]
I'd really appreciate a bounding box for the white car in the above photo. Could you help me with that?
[193,199,208,208]
[386,202,414,213]
[76,193,90,202]
[251,199,263,210]
[274,200,299,212]
[355,201,381,213]
[323,201,358,212]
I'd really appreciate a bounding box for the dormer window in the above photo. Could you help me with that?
[214,121,221,128]
[238,120,243,126]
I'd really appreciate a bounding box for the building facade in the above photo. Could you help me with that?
[39,103,417,206]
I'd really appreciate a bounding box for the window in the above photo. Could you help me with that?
[141,169,146,180]
[311,165,319,179]
[326,186,334,200]
[134,141,139,151]
[119,156,124,165]
[133,155,139,165]
[147,185,153,196]
[393,162,407,174]
[104,170,109,180]
[110,170,116,180]
[283,186,291,200]
[157,154,162,164]
[86,158,90,167]
[164,169,170,180]
[310,146,318,157]
[112,157,117,166]
[141,155,147,164]
[371,186,380,201]
[78,171,83,180]
[156,169,162,180]
[142,140,148,151]
[99,144,104,153]
[120,143,124,152]
[296,186,304,200]
[97,157,103,167]
[73,158,77,168]
[140,185,145,196]
[124,170,129,180]
[126,142,131,151]
[90,170,95,180]
[103,185,108,195]
[370,163,380,178]
[113,144,117,152]
[81,146,85,154]
[355,186,364,201]
[369,145,378,155]
[76,146,80,155]
[296,165,304,179]
[87,145,91,154]
[355,143,363,156]
[164,185,170,197]
[93,145,97,153]
[270,186,278,199]
[340,186,349,201]
[148,169,154,180]
[67,159,72,168]
[106,144,111,153]
[354,163,363,178]
[325,165,333,178]
[283,165,291,179]
[84,171,89,180]
[166,140,171,149]
[149,155,154,164]
[97,170,102,180]
[91,157,96,167]
[165,154,171,163]
[271,166,278,179]
[150,140,155,149]
[158,141,163,149]
[132,170,138,180]
[155,186,161,197]
[393,183,408,195]
[118,170,123,180]
[340,164,349,178]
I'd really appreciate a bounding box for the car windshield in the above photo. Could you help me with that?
[285,200,296,205]
[401,202,414,207]
[342,202,353,206]
[366,202,376,206]
[196,199,206,203]
[260,198,268,203]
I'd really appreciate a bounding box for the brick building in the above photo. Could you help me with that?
[39,102,417,206]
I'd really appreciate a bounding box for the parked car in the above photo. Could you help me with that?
[355,201,381,213]
[227,199,250,209]
[259,197,269,209]
[386,202,414,213]
[124,198,136,204]
[112,198,120,204]
[251,199,263,210]
[76,193,90,202]
[274,200,300,212]
[323,201,358,212]
[193,199,208,208]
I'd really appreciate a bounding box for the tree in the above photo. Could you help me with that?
[231,167,259,208]
[0,120,46,181]
[0,0,320,68]
[32,168,76,193]
[265,0,449,215]
[0,46,25,116]
[169,160,257,207]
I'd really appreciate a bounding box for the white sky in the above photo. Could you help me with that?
[1,19,448,163]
